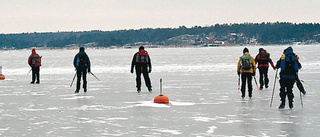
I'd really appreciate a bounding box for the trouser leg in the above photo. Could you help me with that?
[279,79,287,102]
[247,74,253,97]
[135,66,142,88]
[76,70,81,90]
[35,67,40,83]
[83,70,87,90]
[265,67,269,87]
[31,67,36,82]
[259,68,264,88]
[142,71,151,88]
[241,74,246,97]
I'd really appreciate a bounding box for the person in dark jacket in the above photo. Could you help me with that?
[276,46,301,109]
[28,48,41,84]
[293,54,306,95]
[237,47,256,98]
[131,46,152,92]
[255,48,276,90]
[73,47,91,93]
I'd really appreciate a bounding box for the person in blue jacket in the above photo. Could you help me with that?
[275,46,301,109]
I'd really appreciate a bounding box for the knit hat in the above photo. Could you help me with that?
[259,48,264,51]
[79,47,85,52]
[139,46,144,51]
[31,48,36,54]
[243,47,249,53]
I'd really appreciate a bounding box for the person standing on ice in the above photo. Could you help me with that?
[237,47,256,98]
[294,53,306,95]
[73,47,91,93]
[28,48,41,84]
[131,46,152,92]
[275,46,301,109]
[255,48,276,90]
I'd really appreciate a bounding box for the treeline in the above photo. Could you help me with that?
[1,22,320,49]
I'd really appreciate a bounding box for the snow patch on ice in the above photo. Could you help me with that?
[272,121,294,124]
[0,127,10,131]
[170,101,195,106]
[151,128,182,135]
[135,101,170,108]
[192,117,217,122]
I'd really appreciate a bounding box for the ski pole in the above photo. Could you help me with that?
[253,76,260,93]
[299,86,303,108]
[270,69,278,108]
[89,72,100,81]
[70,72,77,87]
[27,68,32,75]
[301,79,320,91]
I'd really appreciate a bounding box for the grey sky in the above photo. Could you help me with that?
[1,0,320,34]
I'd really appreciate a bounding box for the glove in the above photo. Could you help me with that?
[237,71,240,76]
[88,68,91,73]
[148,68,152,73]
[130,69,134,73]
[252,72,256,76]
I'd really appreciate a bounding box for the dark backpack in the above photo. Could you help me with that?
[78,53,87,67]
[241,55,252,70]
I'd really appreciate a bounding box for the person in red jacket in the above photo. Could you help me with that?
[28,48,41,84]
[255,48,276,90]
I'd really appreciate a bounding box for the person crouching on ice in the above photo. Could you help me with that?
[131,46,152,93]
[28,48,41,84]
[276,46,301,109]
[73,47,91,93]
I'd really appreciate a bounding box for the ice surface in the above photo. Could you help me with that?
[0,45,320,136]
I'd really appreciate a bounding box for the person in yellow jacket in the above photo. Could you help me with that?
[237,47,256,98]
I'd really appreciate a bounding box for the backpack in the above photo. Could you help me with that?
[77,53,87,67]
[31,54,41,67]
[241,55,252,70]
[258,50,267,60]
[136,51,149,63]
[280,50,299,79]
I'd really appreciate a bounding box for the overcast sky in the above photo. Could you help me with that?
[1,0,320,34]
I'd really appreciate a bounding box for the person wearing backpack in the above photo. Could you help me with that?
[28,48,41,84]
[255,48,276,90]
[73,47,91,93]
[237,47,256,98]
[131,46,152,92]
[275,46,301,109]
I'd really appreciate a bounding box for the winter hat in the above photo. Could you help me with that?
[243,47,249,53]
[139,46,144,51]
[286,46,293,51]
[259,48,264,51]
[31,48,36,54]
[79,47,85,52]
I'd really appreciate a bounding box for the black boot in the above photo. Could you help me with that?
[289,100,293,109]
[148,87,152,92]
[137,87,141,93]
[278,101,285,109]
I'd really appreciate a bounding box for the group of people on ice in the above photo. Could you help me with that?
[28,46,153,93]
[28,45,305,109]
[237,46,306,109]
